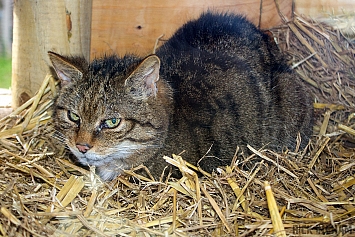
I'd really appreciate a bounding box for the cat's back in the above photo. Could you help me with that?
[154,12,313,170]
[158,12,264,53]
[157,12,281,70]
[156,12,287,91]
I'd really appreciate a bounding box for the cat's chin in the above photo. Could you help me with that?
[67,144,142,181]
[69,148,124,180]
[96,167,121,181]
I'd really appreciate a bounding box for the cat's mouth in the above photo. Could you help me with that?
[68,140,147,166]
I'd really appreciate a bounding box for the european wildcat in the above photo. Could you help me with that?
[49,12,313,181]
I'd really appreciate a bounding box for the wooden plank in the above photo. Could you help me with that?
[11,0,92,108]
[295,0,355,18]
[12,0,354,110]
[90,0,293,58]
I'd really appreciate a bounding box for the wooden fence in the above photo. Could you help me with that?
[10,0,355,108]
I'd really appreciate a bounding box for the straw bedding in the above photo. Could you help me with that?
[1,13,355,236]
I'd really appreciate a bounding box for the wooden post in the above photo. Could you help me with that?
[11,0,92,108]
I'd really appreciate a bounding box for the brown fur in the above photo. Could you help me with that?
[49,12,313,180]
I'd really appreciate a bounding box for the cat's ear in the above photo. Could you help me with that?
[48,51,83,86]
[124,55,160,100]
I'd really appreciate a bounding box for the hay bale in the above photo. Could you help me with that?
[1,14,355,236]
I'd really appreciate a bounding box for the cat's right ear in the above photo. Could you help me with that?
[48,51,83,86]
[124,55,161,100]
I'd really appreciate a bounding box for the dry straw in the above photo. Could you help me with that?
[1,11,355,237]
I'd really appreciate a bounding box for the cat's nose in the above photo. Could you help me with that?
[76,143,92,153]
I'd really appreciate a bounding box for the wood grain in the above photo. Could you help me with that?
[11,0,354,108]
[11,0,92,107]
[90,0,293,58]
[295,0,355,18]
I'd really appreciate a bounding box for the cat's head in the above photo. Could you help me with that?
[48,52,173,180]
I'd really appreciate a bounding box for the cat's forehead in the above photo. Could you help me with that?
[75,78,124,105]
[57,54,146,118]
[64,84,124,122]
[69,78,128,115]
[88,55,142,79]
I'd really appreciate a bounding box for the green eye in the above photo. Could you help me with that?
[103,118,121,129]
[68,111,80,123]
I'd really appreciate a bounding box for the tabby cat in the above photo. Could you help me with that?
[49,12,313,181]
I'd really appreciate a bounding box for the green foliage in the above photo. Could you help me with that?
[0,56,12,89]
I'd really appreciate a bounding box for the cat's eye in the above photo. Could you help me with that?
[103,118,121,129]
[67,110,80,123]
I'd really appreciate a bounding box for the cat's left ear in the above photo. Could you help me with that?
[124,55,160,100]
[48,51,83,86]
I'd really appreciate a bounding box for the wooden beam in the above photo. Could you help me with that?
[11,0,92,107]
